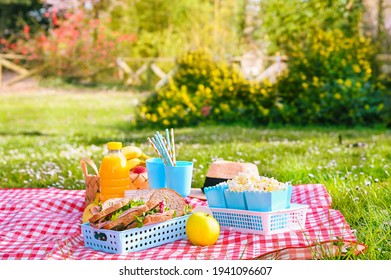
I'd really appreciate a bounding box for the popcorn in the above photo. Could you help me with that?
[227,172,288,192]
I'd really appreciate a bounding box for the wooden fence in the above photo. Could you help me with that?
[116,53,288,89]
[2,52,389,89]
[0,54,43,87]
[116,57,176,89]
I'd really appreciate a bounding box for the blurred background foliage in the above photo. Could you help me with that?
[256,0,364,54]
[0,0,390,126]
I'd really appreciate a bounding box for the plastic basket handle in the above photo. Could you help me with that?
[93,231,107,241]
[80,157,99,177]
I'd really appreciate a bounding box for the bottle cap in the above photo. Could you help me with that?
[107,142,122,150]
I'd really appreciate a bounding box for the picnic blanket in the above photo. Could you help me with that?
[0,184,365,260]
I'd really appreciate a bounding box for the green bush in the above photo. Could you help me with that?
[274,29,385,125]
[135,49,277,127]
[257,0,363,54]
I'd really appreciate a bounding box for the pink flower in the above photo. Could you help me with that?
[23,25,30,37]
[201,106,212,117]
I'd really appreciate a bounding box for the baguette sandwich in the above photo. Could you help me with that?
[88,189,191,231]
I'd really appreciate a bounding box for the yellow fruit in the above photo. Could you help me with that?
[122,146,143,160]
[127,158,141,170]
[82,203,98,224]
[140,152,151,160]
[186,212,220,246]
[93,193,100,205]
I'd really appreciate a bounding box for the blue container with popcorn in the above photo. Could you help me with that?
[224,189,247,210]
[204,182,228,208]
[225,173,292,212]
[244,189,286,212]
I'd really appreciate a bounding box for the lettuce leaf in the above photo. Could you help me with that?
[109,200,145,221]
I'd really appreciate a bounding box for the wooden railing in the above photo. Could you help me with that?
[230,53,288,82]
[116,53,288,89]
[116,57,176,89]
[0,53,43,87]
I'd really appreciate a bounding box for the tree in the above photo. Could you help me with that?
[256,0,363,54]
[0,0,45,38]
[106,0,247,58]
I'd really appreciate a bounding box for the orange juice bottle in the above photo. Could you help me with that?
[99,142,131,202]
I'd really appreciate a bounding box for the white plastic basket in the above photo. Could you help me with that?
[81,215,189,254]
[209,203,308,235]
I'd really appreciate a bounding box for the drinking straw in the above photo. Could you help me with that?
[162,134,173,162]
[147,130,176,166]
[147,137,161,158]
[149,137,167,165]
[154,132,174,166]
[151,135,162,160]
[160,133,174,166]
[165,128,171,154]
[170,128,176,166]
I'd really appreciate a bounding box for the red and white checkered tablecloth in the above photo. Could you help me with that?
[0,184,365,260]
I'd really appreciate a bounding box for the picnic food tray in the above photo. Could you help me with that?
[210,203,308,235]
[81,215,189,254]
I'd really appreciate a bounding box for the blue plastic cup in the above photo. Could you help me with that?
[146,158,166,189]
[164,161,193,197]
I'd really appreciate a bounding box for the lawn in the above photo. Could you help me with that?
[0,89,390,259]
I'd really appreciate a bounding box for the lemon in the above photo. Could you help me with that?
[122,146,143,160]
[82,203,98,224]
[127,158,142,170]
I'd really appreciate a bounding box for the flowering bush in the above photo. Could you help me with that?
[136,33,386,128]
[135,49,277,127]
[274,29,385,125]
[2,10,136,83]
[38,11,128,82]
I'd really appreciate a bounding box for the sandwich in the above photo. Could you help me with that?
[88,189,191,231]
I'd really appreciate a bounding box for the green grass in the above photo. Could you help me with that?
[0,89,390,259]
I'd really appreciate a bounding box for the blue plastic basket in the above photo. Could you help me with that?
[209,203,308,235]
[81,215,189,254]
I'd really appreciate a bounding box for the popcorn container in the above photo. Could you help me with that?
[204,183,228,208]
[224,189,247,210]
[244,184,292,212]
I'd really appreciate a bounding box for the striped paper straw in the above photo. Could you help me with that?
[162,135,173,162]
[148,137,166,164]
[154,133,174,166]
[165,128,171,155]
[158,132,174,166]
[170,128,176,166]
[151,137,165,164]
